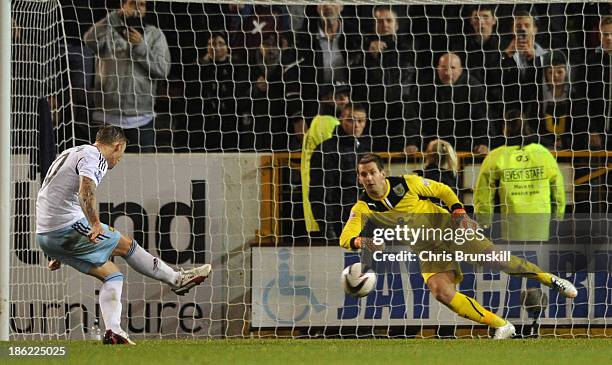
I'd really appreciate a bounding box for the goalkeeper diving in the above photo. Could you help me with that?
[340,154,576,339]
[36,126,211,345]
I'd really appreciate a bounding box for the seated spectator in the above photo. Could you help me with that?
[296,3,361,104]
[583,16,612,150]
[501,10,549,119]
[360,5,418,153]
[537,50,588,150]
[417,52,490,153]
[415,139,460,195]
[84,0,170,153]
[309,103,371,239]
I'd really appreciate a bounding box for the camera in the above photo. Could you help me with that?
[115,16,144,37]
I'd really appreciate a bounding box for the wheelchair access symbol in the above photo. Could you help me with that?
[262,248,326,324]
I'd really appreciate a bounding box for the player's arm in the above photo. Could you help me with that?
[406,175,478,229]
[405,175,462,212]
[78,176,104,243]
[339,202,369,250]
[77,146,108,242]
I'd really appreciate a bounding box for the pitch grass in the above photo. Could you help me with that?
[4,338,611,365]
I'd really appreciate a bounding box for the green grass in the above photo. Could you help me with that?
[3,338,611,365]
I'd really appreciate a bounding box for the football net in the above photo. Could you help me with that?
[8,0,611,339]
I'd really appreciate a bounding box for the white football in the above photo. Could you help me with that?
[341,263,377,298]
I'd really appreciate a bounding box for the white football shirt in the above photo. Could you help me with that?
[36,144,108,233]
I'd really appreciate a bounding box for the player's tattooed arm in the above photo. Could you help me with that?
[79,176,104,242]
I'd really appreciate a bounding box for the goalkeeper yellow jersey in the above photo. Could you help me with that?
[339,174,462,250]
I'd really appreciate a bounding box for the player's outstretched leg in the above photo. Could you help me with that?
[172,264,212,296]
[118,238,211,296]
[497,255,577,298]
[461,237,578,299]
[89,262,135,345]
[493,322,517,340]
[428,271,516,339]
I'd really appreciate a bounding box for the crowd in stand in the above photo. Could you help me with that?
[31,1,612,153]
[180,3,611,153]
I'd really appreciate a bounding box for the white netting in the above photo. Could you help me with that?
[8,0,612,339]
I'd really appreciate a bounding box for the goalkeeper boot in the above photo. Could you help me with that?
[550,275,577,298]
[103,330,136,345]
[493,322,516,340]
[172,264,212,296]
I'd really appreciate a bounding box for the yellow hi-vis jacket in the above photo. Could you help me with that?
[473,143,566,241]
[301,115,340,232]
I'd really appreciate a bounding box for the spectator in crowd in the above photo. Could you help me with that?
[203,4,253,36]
[584,16,612,150]
[84,0,170,153]
[246,34,301,151]
[296,3,361,104]
[202,4,289,63]
[360,5,418,153]
[463,5,504,129]
[501,10,549,119]
[538,50,588,150]
[288,111,309,152]
[415,139,460,195]
[417,52,490,153]
[464,5,501,83]
[309,103,371,239]
[474,110,565,242]
[318,83,351,117]
[243,5,291,52]
[300,111,340,235]
[183,32,249,151]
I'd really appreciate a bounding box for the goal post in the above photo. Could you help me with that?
[6,0,612,340]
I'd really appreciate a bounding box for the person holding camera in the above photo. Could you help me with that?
[84,0,170,153]
[501,11,549,123]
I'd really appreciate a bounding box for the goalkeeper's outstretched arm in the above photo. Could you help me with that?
[339,202,368,250]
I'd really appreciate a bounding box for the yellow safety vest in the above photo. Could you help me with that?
[301,115,340,232]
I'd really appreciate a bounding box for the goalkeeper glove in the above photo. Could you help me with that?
[451,207,479,231]
[351,237,384,252]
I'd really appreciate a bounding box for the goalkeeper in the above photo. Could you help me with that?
[339,154,577,339]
